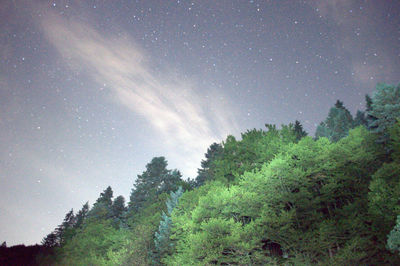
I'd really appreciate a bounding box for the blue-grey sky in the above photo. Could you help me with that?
[1,0,399,246]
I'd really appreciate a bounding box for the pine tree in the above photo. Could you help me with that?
[42,232,58,247]
[366,94,377,129]
[112,195,127,219]
[129,157,182,213]
[110,195,127,229]
[95,186,113,206]
[153,187,184,264]
[315,100,354,142]
[293,120,308,142]
[353,110,368,127]
[315,122,331,140]
[56,209,76,245]
[367,83,400,144]
[195,143,223,187]
[74,202,89,229]
[89,186,114,220]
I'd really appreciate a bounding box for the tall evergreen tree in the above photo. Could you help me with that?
[95,186,113,206]
[74,202,89,229]
[293,120,308,142]
[353,110,368,127]
[153,187,184,264]
[89,186,114,220]
[366,83,400,144]
[195,143,223,187]
[41,232,58,248]
[112,195,127,219]
[315,100,354,142]
[129,157,182,213]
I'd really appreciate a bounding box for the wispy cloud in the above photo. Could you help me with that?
[39,11,238,176]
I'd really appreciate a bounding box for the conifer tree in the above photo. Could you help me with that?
[112,195,127,219]
[315,100,354,142]
[153,187,183,264]
[89,186,114,220]
[367,83,400,144]
[195,143,223,187]
[129,157,182,213]
[95,186,113,206]
[353,110,368,127]
[42,232,58,247]
[74,202,89,229]
[111,195,127,228]
[56,209,75,245]
[293,120,308,141]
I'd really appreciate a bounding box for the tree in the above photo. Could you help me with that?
[88,186,114,220]
[56,220,127,265]
[195,143,223,187]
[387,215,400,254]
[153,187,184,264]
[315,100,354,142]
[95,186,113,207]
[353,110,368,127]
[112,195,127,219]
[42,232,58,248]
[56,209,76,245]
[74,202,89,229]
[390,119,400,161]
[129,157,182,213]
[367,83,400,144]
[293,120,308,142]
[111,195,127,228]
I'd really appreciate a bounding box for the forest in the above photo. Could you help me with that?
[3,82,399,265]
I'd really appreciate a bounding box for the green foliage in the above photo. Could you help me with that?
[387,216,400,254]
[368,162,400,244]
[167,127,400,264]
[353,110,368,127]
[315,100,354,142]
[74,202,89,229]
[212,125,296,184]
[129,157,183,214]
[195,143,223,187]
[153,187,183,264]
[293,120,308,141]
[39,82,400,265]
[55,220,127,265]
[367,83,400,144]
[389,119,400,161]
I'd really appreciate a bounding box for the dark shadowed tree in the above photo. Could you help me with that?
[195,142,223,187]
[129,157,183,213]
[293,120,308,142]
[88,186,114,220]
[353,110,368,127]
[74,202,89,229]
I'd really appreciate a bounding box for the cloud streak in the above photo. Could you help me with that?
[39,12,238,176]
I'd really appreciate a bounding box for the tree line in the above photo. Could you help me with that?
[36,82,400,265]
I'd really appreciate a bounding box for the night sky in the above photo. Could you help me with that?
[1,0,399,246]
